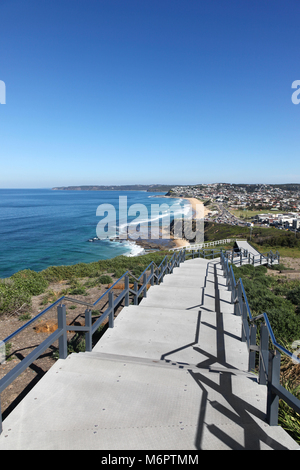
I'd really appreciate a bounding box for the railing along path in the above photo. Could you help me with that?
[0,243,298,433]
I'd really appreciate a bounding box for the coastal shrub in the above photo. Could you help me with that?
[0,270,48,316]
[256,232,300,249]
[68,286,86,295]
[266,306,300,343]
[273,279,300,297]
[0,251,169,316]
[232,263,300,342]
[98,275,113,284]
[287,287,300,307]
[0,280,32,315]
[11,269,48,295]
[113,268,126,279]
[39,252,169,282]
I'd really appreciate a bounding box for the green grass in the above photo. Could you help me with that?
[228,208,272,219]
[250,241,300,258]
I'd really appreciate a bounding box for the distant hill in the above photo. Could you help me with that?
[52,184,175,192]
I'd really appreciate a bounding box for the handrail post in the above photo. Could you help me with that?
[233,284,239,315]
[109,291,114,328]
[125,274,129,306]
[134,280,138,305]
[57,304,68,359]
[164,257,168,277]
[150,264,154,286]
[266,350,281,426]
[259,323,269,385]
[143,272,147,298]
[155,268,159,285]
[0,397,2,434]
[241,302,247,342]
[85,308,92,352]
[248,324,257,373]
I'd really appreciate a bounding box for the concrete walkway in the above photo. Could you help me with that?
[0,258,298,450]
[233,240,278,266]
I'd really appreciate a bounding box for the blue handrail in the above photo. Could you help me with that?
[2,296,65,344]
[220,250,300,426]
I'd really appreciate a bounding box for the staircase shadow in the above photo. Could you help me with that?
[190,368,288,450]
[160,260,289,450]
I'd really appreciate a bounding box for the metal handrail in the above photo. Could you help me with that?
[220,250,300,426]
[261,312,298,363]
[0,249,183,362]
[0,248,188,433]
[169,238,238,252]
[2,255,172,345]
[221,251,298,361]
[0,245,291,433]
[2,296,65,344]
[236,278,252,321]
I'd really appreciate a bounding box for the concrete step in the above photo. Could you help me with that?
[0,256,297,450]
[140,285,202,311]
[93,305,202,364]
[160,273,205,288]
[1,352,298,450]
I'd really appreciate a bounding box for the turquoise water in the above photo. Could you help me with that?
[0,189,186,278]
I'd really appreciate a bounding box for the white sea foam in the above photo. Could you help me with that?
[122,240,145,257]
[117,200,189,236]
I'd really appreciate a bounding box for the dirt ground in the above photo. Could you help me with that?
[0,277,131,419]
[267,257,300,280]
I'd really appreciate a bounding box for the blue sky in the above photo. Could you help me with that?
[0,0,299,188]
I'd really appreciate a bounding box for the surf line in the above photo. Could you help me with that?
[95,195,204,243]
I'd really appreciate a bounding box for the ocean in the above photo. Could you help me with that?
[0,189,188,279]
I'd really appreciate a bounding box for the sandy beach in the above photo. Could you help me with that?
[131,195,209,251]
[183,197,210,218]
[162,196,208,249]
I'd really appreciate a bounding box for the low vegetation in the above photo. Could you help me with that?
[231,263,300,442]
[0,251,170,317]
[232,264,300,343]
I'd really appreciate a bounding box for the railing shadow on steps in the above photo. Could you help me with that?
[0,248,192,433]
[221,251,300,427]
[0,245,228,432]
[0,244,293,434]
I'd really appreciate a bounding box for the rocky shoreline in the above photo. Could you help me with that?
[88,234,177,252]
[88,219,199,253]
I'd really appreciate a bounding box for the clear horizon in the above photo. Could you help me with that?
[0,1,300,188]
[2,181,300,190]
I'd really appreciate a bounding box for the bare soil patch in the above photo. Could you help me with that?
[267,257,300,280]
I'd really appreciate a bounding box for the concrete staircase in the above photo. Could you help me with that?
[0,258,298,450]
